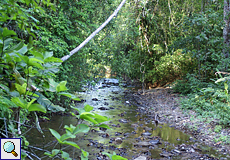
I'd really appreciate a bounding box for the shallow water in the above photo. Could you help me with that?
[27,79,226,159]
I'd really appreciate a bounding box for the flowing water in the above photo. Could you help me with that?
[27,79,227,159]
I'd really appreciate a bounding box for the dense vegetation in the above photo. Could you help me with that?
[1,0,230,159]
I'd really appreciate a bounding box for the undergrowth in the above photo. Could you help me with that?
[173,73,230,127]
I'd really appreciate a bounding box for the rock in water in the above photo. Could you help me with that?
[134,156,147,160]
[115,137,122,144]
[141,132,152,136]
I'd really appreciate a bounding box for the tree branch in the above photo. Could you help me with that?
[61,0,127,62]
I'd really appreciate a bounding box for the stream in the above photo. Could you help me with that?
[27,79,228,160]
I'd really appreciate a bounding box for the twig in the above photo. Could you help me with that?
[4,117,8,137]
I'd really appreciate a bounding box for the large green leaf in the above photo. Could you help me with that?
[11,97,27,109]
[58,92,81,101]
[48,78,59,92]
[93,113,109,123]
[84,104,93,112]
[44,57,62,63]
[36,92,65,112]
[62,141,80,149]
[56,81,68,92]
[2,28,16,37]
[80,114,98,124]
[81,150,89,160]
[26,98,36,109]
[60,131,75,141]
[112,155,127,160]
[15,83,26,95]
[3,38,13,51]
[28,103,46,113]
[73,124,90,135]
[49,129,61,142]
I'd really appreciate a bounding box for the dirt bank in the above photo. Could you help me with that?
[125,87,230,159]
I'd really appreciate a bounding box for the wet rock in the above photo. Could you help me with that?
[115,132,122,136]
[98,107,109,110]
[109,106,115,109]
[118,113,124,117]
[115,137,123,144]
[141,132,152,136]
[103,78,119,86]
[160,152,173,157]
[104,102,109,105]
[134,141,158,147]
[144,126,152,131]
[131,123,139,128]
[134,156,147,160]
[101,133,109,138]
[119,119,128,123]
[92,98,99,101]
[124,132,130,137]
[149,140,161,145]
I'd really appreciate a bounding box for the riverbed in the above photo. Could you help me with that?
[27,79,229,159]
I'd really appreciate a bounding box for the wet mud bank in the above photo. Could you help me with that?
[125,87,230,159]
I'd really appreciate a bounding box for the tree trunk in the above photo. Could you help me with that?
[61,0,127,62]
[223,0,230,59]
[223,0,230,70]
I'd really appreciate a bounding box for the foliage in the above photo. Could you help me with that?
[172,74,208,95]
[180,74,230,126]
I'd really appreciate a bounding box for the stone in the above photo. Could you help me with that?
[134,156,147,160]
[141,132,152,136]
[115,137,122,144]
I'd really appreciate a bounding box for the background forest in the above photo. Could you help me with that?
[0,0,230,159]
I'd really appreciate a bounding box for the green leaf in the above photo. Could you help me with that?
[84,104,93,112]
[58,92,80,101]
[3,28,16,37]
[11,97,27,109]
[26,98,36,109]
[51,149,60,156]
[49,129,61,141]
[17,46,28,55]
[16,53,29,64]
[44,57,62,63]
[5,41,24,53]
[15,83,27,95]
[112,155,127,160]
[62,141,80,149]
[48,79,59,92]
[73,124,90,134]
[3,38,13,51]
[64,124,75,133]
[60,132,75,141]
[61,151,70,160]
[80,114,98,124]
[28,103,47,113]
[97,124,111,130]
[56,81,68,92]
[81,150,89,160]
[102,152,113,159]
[93,113,109,123]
